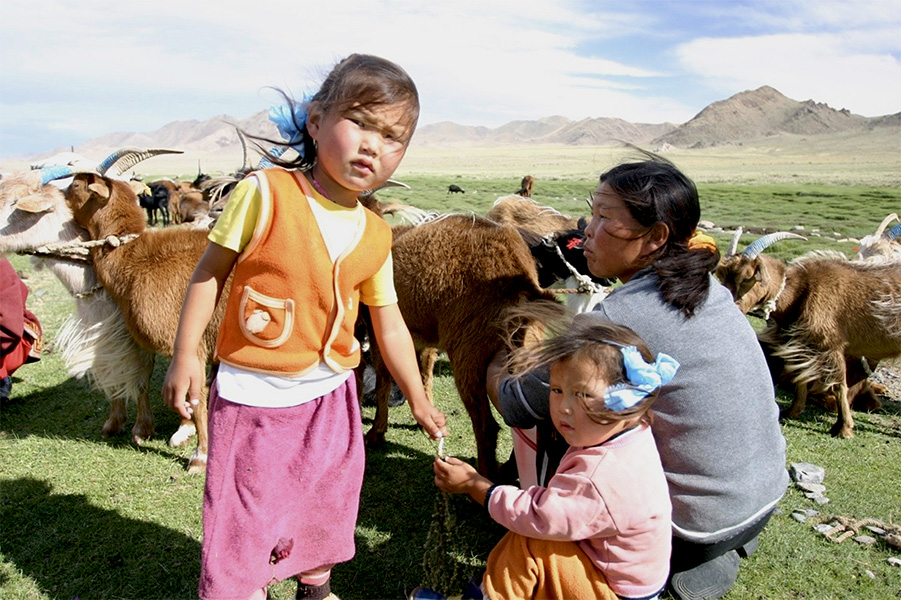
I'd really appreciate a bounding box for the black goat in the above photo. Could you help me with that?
[447,184,465,194]
[140,183,171,227]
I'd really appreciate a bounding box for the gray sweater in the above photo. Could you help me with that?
[499,268,788,543]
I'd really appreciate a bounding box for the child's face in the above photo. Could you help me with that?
[549,354,635,448]
[307,101,413,205]
[582,182,658,283]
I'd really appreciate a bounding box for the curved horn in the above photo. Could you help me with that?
[359,179,411,198]
[726,227,743,257]
[742,232,807,259]
[236,128,250,171]
[874,213,899,238]
[39,165,75,185]
[887,223,901,241]
[97,148,183,176]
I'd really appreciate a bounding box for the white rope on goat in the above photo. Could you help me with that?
[547,233,608,295]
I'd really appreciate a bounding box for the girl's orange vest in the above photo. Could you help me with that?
[215,169,392,377]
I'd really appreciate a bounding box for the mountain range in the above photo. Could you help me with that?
[51,86,901,166]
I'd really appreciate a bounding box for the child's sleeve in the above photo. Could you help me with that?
[208,177,262,252]
[359,250,398,307]
[488,472,615,541]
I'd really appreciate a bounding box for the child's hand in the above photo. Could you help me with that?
[411,401,447,440]
[433,456,489,496]
[162,353,203,420]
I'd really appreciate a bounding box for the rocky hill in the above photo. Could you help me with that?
[653,85,897,148]
[30,86,901,169]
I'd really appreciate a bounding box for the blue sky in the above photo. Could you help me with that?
[1,0,899,158]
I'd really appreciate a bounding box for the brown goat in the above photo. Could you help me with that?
[65,172,229,472]
[364,214,567,477]
[486,194,581,235]
[717,236,901,438]
[515,175,535,198]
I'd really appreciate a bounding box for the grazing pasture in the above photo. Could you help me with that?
[2,167,900,599]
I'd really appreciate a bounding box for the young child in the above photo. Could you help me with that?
[162,53,446,600]
[417,319,677,600]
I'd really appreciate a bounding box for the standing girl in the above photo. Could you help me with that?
[163,53,446,600]
[418,319,677,600]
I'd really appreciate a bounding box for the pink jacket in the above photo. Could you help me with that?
[488,424,671,598]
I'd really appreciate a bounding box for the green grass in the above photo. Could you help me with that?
[2,180,901,599]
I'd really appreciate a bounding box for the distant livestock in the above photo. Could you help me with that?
[515,175,534,198]
[447,184,465,194]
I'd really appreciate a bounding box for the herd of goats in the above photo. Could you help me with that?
[0,148,899,479]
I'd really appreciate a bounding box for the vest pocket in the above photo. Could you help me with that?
[238,286,295,348]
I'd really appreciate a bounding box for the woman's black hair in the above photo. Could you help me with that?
[599,151,720,317]
[245,54,420,171]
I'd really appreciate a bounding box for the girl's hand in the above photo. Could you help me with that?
[433,456,491,497]
[410,401,447,440]
[162,353,204,420]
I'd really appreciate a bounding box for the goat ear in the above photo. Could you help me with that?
[88,180,112,201]
[754,260,771,287]
[15,194,57,214]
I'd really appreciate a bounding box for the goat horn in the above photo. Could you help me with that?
[39,165,75,185]
[236,128,250,171]
[725,227,743,257]
[359,179,412,198]
[874,213,899,238]
[742,232,807,259]
[97,148,183,176]
[888,223,901,241]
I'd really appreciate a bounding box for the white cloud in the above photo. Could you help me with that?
[2,0,899,156]
[676,33,901,116]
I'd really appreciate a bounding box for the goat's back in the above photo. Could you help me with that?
[391,214,558,350]
[782,258,901,359]
[92,226,228,358]
[485,195,580,237]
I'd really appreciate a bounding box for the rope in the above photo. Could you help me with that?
[422,437,466,594]
[17,234,140,263]
[548,235,607,295]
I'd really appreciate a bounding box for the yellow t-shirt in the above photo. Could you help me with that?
[209,175,397,307]
[209,172,398,407]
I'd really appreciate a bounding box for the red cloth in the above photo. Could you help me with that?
[1,257,42,379]
[199,378,364,599]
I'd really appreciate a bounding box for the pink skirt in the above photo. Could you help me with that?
[198,378,364,599]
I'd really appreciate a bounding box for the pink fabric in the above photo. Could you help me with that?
[199,378,364,600]
[487,424,671,599]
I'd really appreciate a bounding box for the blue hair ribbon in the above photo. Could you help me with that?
[268,93,314,158]
[603,346,679,412]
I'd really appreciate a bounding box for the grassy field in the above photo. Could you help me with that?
[2,168,900,599]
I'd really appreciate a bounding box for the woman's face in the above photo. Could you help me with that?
[582,182,661,283]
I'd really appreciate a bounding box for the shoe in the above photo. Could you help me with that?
[669,550,740,600]
[736,535,759,558]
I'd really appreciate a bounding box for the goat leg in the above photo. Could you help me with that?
[187,387,209,474]
[830,372,855,439]
[102,396,128,438]
[782,381,809,421]
[131,380,155,445]
[365,342,392,445]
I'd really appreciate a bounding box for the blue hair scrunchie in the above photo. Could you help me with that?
[268,93,314,158]
[603,346,679,412]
